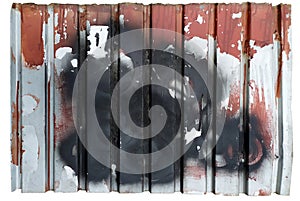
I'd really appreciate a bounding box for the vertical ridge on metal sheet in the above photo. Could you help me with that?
[206,3,216,194]
[278,4,292,195]
[118,3,145,193]
[11,3,22,191]
[271,5,281,194]
[143,5,151,192]
[182,3,209,194]
[174,4,183,193]
[46,4,55,191]
[215,3,243,195]
[20,4,47,192]
[77,4,87,191]
[150,5,177,193]
[240,3,250,194]
[110,4,120,192]
[85,4,112,192]
[247,4,276,195]
[53,4,79,192]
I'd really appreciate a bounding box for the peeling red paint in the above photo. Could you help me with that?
[184,4,209,40]
[227,83,240,117]
[250,4,273,48]
[281,5,291,58]
[21,4,45,68]
[217,4,243,60]
[184,165,205,178]
[54,5,78,54]
[249,81,272,150]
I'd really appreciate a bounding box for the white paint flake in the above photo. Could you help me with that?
[87,25,109,58]
[71,59,78,68]
[22,95,38,115]
[232,12,242,19]
[196,14,204,24]
[55,47,72,59]
[119,14,125,27]
[185,127,201,145]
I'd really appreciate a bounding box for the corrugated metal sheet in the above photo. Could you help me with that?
[10,3,292,195]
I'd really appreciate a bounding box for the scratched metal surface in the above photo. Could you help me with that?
[10,3,292,195]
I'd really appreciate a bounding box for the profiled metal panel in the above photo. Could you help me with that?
[11,3,292,195]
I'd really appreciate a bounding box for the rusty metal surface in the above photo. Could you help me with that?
[10,3,292,195]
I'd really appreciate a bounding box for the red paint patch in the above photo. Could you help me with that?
[281,5,291,58]
[184,165,205,179]
[120,4,144,29]
[53,69,76,145]
[151,5,176,49]
[217,4,243,60]
[86,5,111,27]
[21,4,46,68]
[250,4,273,48]
[226,81,272,151]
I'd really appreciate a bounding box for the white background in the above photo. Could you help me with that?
[0,0,298,200]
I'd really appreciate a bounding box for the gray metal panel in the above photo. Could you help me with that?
[11,3,292,195]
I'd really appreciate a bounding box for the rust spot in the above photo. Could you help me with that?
[21,4,45,68]
[27,81,32,84]
[37,146,40,159]
[11,48,16,64]
[258,189,269,196]
[12,3,22,11]
[275,60,282,98]
[11,81,20,165]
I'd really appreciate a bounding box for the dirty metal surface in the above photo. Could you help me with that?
[11,3,292,195]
